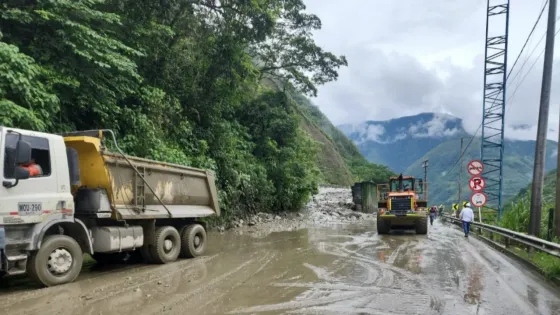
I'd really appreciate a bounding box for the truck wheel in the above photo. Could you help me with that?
[180,224,207,258]
[415,217,428,235]
[27,235,83,287]
[92,252,128,265]
[377,219,390,234]
[149,226,181,264]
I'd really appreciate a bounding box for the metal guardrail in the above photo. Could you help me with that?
[441,215,560,259]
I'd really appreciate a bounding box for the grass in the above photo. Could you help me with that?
[497,196,560,279]
[500,195,554,240]
[510,247,560,280]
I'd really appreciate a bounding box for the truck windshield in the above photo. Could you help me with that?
[4,133,49,150]
[390,179,414,192]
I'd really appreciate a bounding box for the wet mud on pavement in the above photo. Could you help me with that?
[1,188,560,315]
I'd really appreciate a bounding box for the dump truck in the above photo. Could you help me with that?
[376,174,428,235]
[0,127,220,287]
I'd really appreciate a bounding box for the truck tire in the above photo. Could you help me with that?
[92,252,128,265]
[180,224,207,258]
[27,234,83,287]
[377,219,390,234]
[149,226,181,264]
[415,217,428,235]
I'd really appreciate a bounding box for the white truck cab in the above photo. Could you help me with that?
[1,127,76,223]
[0,126,92,286]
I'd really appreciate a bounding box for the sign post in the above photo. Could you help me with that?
[467,160,484,176]
[468,176,486,192]
[470,192,488,223]
[467,160,486,223]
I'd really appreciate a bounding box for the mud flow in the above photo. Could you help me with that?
[1,188,559,315]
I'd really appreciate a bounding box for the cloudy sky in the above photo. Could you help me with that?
[304,0,560,141]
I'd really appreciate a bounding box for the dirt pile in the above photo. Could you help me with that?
[219,186,374,236]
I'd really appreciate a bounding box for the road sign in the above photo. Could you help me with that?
[468,176,486,192]
[470,192,487,208]
[462,201,468,208]
[467,160,484,176]
[452,203,458,210]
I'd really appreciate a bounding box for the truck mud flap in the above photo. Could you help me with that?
[0,225,5,273]
[0,226,5,250]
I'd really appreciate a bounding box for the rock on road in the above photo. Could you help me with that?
[0,187,559,315]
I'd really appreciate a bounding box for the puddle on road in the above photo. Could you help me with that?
[1,221,560,315]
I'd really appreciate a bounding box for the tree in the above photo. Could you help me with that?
[0,0,364,220]
[250,0,348,96]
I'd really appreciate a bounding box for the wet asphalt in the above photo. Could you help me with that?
[0,204,559,314]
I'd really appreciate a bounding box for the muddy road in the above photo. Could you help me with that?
[1,188,559,315]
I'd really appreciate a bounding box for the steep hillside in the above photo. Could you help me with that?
[506,169,557,206]
[299,115,355,186]
[292,94,395,185]
[1,0,354,219]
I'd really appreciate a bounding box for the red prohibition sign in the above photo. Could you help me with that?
[469,176,486,192]
[471,192,488,208]
[467,160,484,176]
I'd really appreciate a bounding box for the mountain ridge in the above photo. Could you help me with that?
[337,113,558,206]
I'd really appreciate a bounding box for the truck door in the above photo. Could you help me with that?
[1,132,64,224]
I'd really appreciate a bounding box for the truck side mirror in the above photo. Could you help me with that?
[14,167,30,180]
[15,140,32,165]
[2,139,32,188]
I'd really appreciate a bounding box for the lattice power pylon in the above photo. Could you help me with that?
[481,0,510,216]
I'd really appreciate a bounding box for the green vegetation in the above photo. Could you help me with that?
[0,0,358,222]
[501,169,556,238]
[1,0,389,223]
[498,169,560,279]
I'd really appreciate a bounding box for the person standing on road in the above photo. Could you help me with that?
[459,202,474,237]
[429,206,437,226]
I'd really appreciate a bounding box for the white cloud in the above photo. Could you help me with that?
[303,0,560,141]
[346,123,401,144]
[363,124,385,142]
[408,113,461,138]
[347,113,463,143]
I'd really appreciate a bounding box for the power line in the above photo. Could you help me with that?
[507,14,560,86]
[443,2,552,179]
[507,23,560,107]
[507,0,549,81]
[443,123,482,177]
